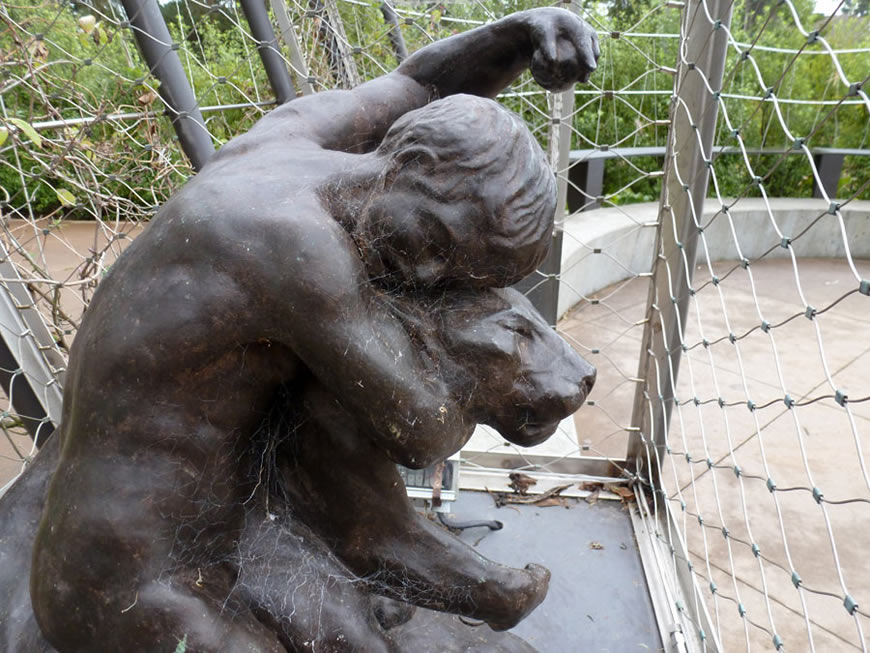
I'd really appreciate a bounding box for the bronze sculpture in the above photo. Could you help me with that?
[2,288,593,651]
[234,287,595,650]
[15,8,599,651]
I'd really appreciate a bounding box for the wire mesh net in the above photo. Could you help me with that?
[1,0,869,648]
[0,0,682,494]
[458,3,684,491]
[0,0,271,487]
[628,0,870,650]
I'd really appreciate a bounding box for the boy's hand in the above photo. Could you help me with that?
[519,8,600,91]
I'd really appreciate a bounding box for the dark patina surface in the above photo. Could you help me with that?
[10,9,599,651]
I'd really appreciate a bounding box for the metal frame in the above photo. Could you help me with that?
[627,0,734,484]
[240,0,296,105]
[0,241,65,446]
[513,86,575,326]
[623,0,734,649]
[309,0,361,89]
[271,0,316,95]
[631,485,722,652]
[119,0,215,171]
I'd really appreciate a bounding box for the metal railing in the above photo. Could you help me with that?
[567,146,870,212]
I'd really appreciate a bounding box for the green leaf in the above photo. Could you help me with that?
[78,15,96,34]
[174,635,187,653]
[7,119,42,148]
[0,126,7,147]
[55,188,76,207]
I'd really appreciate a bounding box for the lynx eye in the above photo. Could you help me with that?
[500,317,534,340]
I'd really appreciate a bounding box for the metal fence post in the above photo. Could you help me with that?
[812,150,845,199]
[566,158,604,212]
[627,0,733,483]
[0,241,65,446]
[240,0,296,104]
[309,0,361,89]
[120,0,215,171]
[380,2,408,63]
[270,0,316,95]
[514,88,574,325]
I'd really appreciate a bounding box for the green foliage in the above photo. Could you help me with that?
[1,0,866,224]
[0,1,181,220]
[841,0,869,16]
[710,1,870,199]
[0,0,268,221]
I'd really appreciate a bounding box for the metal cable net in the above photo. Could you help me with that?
[0,0,286,485]
[0,0,681,493]
[630,0,870,649]
[283,0,690,489]
[454,5,686,494]
[0,3,868,648]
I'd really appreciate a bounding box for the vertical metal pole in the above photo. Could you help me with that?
[0,241,65,445]
[812,151,845,199]
[514,89,574,325]
[516,2,582,324]
[583,159,605,211]
[513,230,564,325]
[120,0,215,171]
[380,2,408,63]
[0,341,54,446]
[566,158,605,213]
[627,0,733,481]
[270,0,316,95]
[240,0,296,104]
[310,0,361,89]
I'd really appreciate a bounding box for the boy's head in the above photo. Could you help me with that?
[369,95,557,289]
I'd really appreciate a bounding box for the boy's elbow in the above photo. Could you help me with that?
[381,434,439,470]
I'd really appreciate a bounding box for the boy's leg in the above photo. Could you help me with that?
[235,508,396,653]
[31,461,286,652]
[32,561,286,653]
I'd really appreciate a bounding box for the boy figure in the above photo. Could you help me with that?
[31,9,598,651]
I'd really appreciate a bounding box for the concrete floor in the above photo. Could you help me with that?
[558,256,870,652]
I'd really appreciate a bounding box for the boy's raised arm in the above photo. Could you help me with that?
[269,8,598,152]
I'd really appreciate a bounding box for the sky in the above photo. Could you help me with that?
[814,0,846,15]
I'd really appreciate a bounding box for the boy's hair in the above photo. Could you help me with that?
[377,94,557,285]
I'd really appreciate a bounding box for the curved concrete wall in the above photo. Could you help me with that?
[557,198,870,318]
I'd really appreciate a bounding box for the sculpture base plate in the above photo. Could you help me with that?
[390,608,536,652]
